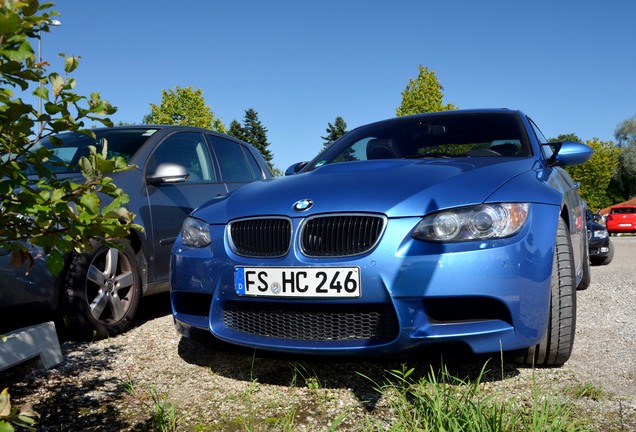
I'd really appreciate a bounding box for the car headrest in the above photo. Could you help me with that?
[367,138,400,159]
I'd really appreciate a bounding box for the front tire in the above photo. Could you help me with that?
[518,218,576,367]
[63,241,141,340]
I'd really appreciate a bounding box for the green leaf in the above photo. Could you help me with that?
[80,192,100,214]
[49,73,64,97]
[32,85,48,99]
[64,55,79,73]
[46,249,65,276]
[0,421,15,432]
[78,157,95,178]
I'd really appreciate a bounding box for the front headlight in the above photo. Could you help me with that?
[592,229,608,240]
[181,217,211,247]
[413,203,530,242]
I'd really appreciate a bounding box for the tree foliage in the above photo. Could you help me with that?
[550,133,581,143]
[321,116,348,149]
[146,86,226,132]
[396,65,457,116]
[564,138,621,210]
[228,108,273,164]
[228,119,247,142]
[610,114,636,200]
[0,0,139,276]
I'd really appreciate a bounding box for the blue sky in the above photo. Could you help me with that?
[42,1,635,171]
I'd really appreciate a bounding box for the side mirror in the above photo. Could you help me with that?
[543,142,593,167]
[146,163,190,185]
[285,161,309,176]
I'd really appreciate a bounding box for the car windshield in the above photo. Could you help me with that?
[26,128,159,174]
[307,112,531,170]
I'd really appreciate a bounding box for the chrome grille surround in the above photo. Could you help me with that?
[228,217,292,258]
[299,213,387,257]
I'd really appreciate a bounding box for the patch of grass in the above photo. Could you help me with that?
[148,386,178,432]
[359,361,591,431]
[564,381,605,401]
[290,362,321,391]
[122,377,179,432]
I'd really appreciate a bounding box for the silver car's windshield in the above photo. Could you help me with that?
[27,128,159,174]
[308,112,532,171]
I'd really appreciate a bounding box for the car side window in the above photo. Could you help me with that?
[210,137,258,182]
[147,132,216,182]
[244,147,267,180]
[528,117,553,160]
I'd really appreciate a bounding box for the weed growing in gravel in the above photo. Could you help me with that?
[148,386,179,432]
[359,361,590,431]
[564,381,605,400]
[123,378,179,432]
[290,362,321,391]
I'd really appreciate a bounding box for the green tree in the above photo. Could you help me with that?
[610,114,636,201]
[396,65,457,116]
[230,108,273,164]
[550,133,582,143]
[146,86,226,132]
[321,116,348,149]
[564,138,621,210]
[228,119,247,142]
[0,0,138,276]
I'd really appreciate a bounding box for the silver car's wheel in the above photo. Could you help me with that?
[518,217,576,367]
[63,241,141,340]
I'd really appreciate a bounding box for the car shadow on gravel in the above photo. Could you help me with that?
[0,343,142,431]
[132,292,173,326]
[176,334,521,411]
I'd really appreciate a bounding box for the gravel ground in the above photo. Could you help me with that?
[2,237,635,431]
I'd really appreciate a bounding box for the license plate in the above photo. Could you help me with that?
[619,223,632,227]
[235,267,361,298]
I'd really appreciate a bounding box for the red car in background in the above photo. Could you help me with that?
[606,205,636,235]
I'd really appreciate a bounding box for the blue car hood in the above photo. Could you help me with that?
[195,158,539,221]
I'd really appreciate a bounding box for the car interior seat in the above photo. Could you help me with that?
[366,138,400,159]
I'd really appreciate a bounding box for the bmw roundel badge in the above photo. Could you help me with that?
[293,199,314,212]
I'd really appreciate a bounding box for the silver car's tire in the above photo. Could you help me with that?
[63,241,141,340]
[518,217,576,367]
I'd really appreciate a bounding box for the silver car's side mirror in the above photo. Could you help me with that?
[146,163,190,185]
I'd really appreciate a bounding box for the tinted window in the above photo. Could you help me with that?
[308,112,531,170]
[244,147,267,180]
[147,132,216,182]
[33,128,157,173]
[528,117,556,160]
[610,207,636,214]
[211,137,257,182]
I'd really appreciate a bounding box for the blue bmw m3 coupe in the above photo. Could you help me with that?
[170,109,593,366]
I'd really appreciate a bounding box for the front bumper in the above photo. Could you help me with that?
[170,205,558,357]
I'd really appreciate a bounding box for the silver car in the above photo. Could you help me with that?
[0,125,273,339]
